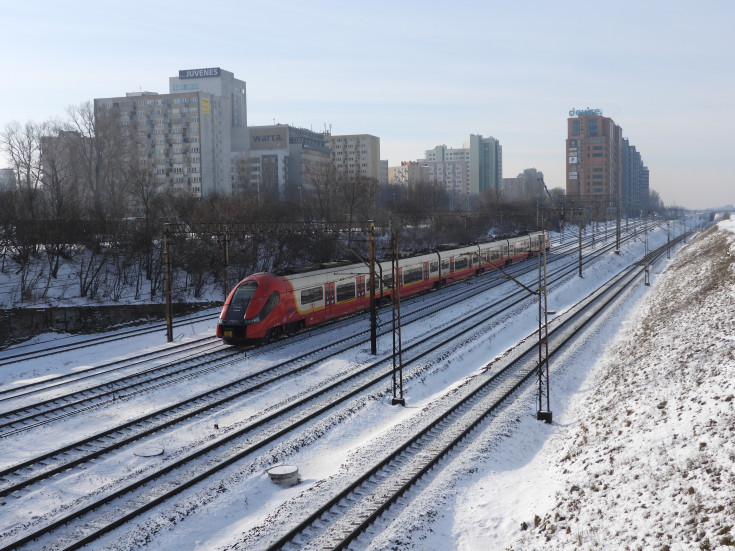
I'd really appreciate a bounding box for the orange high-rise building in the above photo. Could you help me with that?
[566,108,622,205]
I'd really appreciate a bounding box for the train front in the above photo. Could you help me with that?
[216,273,287,343]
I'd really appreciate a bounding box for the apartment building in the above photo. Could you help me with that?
[95,67,247,197]
[566,109,623,205]
[326,134,381,180]
[622,138,650,216]
[421,134,502,196]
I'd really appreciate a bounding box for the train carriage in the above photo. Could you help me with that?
[216,230,550,343]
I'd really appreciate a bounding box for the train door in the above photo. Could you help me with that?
[423,262,429,281]
[356,275,366,308]
[324,282,336,318]
[450,256,455,273]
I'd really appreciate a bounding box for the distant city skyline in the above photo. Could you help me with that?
[2,0,733,210]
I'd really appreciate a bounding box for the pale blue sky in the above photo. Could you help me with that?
[2,0,733,209]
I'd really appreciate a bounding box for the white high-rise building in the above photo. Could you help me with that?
[326,134,381,180]
[423,135,502,196]
[95,67,247,197]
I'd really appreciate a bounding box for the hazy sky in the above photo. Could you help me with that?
[2,0,733,209]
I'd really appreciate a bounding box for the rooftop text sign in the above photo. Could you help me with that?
[569,107,602,117]
[179,67,221,79]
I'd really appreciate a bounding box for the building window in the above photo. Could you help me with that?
[588,118,598,137]
[572,121,580,137]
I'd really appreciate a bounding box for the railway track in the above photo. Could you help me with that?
[0,222,616,439]
[261,234,687,550]
[0,227,689,551]
[0,343,243,437]
[0,222,632,477]
[0,336,223,403]
[0,309,220,367]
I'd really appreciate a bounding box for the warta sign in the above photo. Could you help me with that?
[569,107,603,117]
[179,67,221,79]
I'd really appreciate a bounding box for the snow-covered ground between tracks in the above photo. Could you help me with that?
[1,218,732,550]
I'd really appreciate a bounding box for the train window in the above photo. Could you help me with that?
[230,281,258,308]
[441,259,449,271]
[336,282,355,302]
[454,257,468,270]
[403,267,423,284]
[257,291,280,319]
[301,286,323,304]
[430,261,439,273]
[472,253,479,264]
[383,275,394,288]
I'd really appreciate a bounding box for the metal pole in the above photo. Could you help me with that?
[391,232,397,398]
[391,230,405,406]
[368,220,377,355]
[543,245,550,416]
[537,240,542,412]
[163,227,173,343]
[616,191,621,254]
[536,224,552,423]
[578,209,583,278]
[221,231,230,301]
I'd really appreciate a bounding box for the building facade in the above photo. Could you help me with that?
[502,168,545,202]
[326,134,381,180]
[169,67,247,152]
[0,168,16,191]
[469,134,502,196]
[422,136,502,196]
[95,67,247,197]
[244,124,331,201]
[621,138,650,216]
[379,159,389,185]
[388,161,429,186]
[566,109,623,206]
[425,160,469,196]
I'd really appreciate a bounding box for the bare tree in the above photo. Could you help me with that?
[65,102,129,221]
[305,161,340,222]
[0,121,43,219]
[126,161,164,280]
[337,175,379,247]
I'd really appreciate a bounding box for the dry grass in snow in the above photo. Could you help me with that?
[512,225,735,550]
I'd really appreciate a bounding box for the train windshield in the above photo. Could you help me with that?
[225,281,258,321]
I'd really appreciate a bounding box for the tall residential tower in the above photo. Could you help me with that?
[566,109,622,206]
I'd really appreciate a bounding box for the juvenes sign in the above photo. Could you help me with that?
[179,67,221,79]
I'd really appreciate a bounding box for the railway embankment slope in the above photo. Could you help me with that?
[512,222,735,550]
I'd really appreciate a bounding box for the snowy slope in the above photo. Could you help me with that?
[441,222,735,551]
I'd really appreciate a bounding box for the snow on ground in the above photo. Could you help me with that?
[482,222,735,551]
[3,218,732,551]
[339,220,734,551]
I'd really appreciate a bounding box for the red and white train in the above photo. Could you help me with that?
[216,231,550,343]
